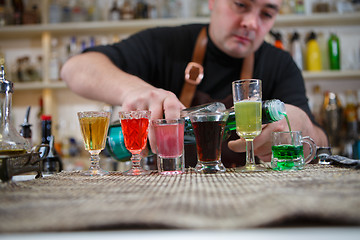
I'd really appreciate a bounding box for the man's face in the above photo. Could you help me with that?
[208,0,281,58]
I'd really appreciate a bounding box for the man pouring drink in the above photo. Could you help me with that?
[61,0,328,168]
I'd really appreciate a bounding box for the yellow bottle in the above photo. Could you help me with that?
[306,32,322,71]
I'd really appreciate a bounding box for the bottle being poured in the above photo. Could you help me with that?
[0,65,31,155]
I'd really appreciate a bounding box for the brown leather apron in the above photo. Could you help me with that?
[180,27,254,168]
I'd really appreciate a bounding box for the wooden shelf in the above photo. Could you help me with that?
[1,12,359,39]
[12,70,360,91]
[303,70,360,81]
[275,12,360,27]
[14,81,67,91]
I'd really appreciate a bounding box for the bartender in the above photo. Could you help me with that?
[61,0,328,167]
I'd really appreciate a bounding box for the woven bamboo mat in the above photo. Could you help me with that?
[0,165,359,233]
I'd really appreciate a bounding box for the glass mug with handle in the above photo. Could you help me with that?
[271,131,317,171]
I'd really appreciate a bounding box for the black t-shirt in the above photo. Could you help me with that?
[85,24,315,167]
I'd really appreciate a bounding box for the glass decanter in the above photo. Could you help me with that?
[0,65,31,155]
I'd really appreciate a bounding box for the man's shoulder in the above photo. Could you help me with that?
[131,23,207,47]
[145,23,207,34]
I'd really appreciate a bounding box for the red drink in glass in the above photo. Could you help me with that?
[119,110,151,176]
[121,118,149,153]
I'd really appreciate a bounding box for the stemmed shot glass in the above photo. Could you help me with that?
[232,79,267,172]
[119,110,151,176]
[77,111,111,176]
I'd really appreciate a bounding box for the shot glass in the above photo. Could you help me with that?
[152,119,185,175]
[271,131,316,171]
[189,111,229,174]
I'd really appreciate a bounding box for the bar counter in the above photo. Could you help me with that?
[0,165,359,234]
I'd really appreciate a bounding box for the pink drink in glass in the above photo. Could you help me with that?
[152,119,185,175]
[154,123,184,158]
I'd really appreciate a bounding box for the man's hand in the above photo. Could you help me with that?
[121,86,185,154]
[228,117,289,162]
[121,86,185,120]
[228,104,328,162]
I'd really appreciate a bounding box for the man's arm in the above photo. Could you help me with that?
[60,51,184,120]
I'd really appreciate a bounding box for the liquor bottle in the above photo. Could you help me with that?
[182,99,286,144]
[41,115,52,145]
[40,114,63,168]
[42,135,63,174]
[328,33,340,70]
[19,106,32,146]
[0,65,31,155]
[306,31,322,71]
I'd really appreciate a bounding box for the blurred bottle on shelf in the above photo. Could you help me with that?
[306,31,322,71]
[135,0,148,19]
[0,48,6,72]
[290,31,303,70]
[35,55,43,81]
[280,0,293,14]
[294,0,305,14]
[270,30,284,50]
[49,0,62,23]
[314,1,330,13]
[12,0,24,25]
[328,32,341,70]
[109,0,121,21]
[321,91,343,154]
[310,85,323,124]
[61,0,71,22]
[121,0,134,20]
[70,0,85,22]
[22,3,40,24]
[49,38,60,81]
[0,0,6,26]
[342,90,359,158]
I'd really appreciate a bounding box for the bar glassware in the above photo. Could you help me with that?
[152,118,185,175]
[119,110,151,176]
[189,111,229,174]
[77,111,110,176]
[271,131,316,170]
[232,79,267,172]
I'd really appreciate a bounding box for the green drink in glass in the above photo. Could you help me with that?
[271,131,316,171]
[271,144,304,170]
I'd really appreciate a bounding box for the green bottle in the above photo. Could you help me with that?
[182,99,286,144]
[328,33,340,70]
